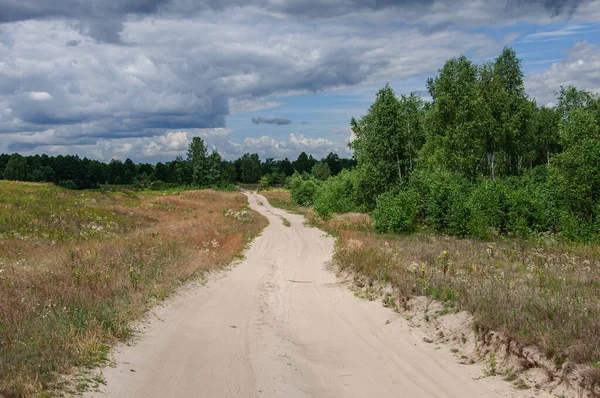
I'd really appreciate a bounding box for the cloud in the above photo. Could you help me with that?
[288,133,334,149]
[28,91,52,101]
[0,0,598,162]
[251,117,292,125]
[526,41,600,105]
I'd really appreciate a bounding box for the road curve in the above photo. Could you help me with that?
[87,192,539,398]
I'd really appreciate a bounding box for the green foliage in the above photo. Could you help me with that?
[373,188,420,233]
[312,161,331,180]
[551,96,600,240]
[58,180,78,190]
[350,85,426,208]
[289,173,321,206]
[258,175,270,190]
[412,168,471,235]
[186,137,223,186]
[312,169,362,217]
[324,47,600,243]
[238,153,262,183]
[4,153,29,181]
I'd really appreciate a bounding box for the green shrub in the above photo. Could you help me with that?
[258,175,270,191]
[372,189,420,233]
[467,169,561,239]
[291,178,320,206]
[58,180,78,190]
[467,181,508,238]
[418,169,471,235]
[313,169,361,217]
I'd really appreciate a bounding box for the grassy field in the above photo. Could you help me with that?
[0,181,267,397]
[261,191,600,376]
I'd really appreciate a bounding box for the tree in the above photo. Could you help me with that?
[108,159,125,184]
[293,152,312,174]
[239,153,262,183]
[154,162,170,182]
[276,158,294,176]
[398,93,426,172]
[123,158,136,184]
[349,84,406,206]
[312,161,331,180]
[482,47,530,178]
[4,153,29,181]
[532,106,561,166]
[325,152,342,175]
[553,106,600,234]
[204,151,223,186]
[422,56,485,180]
[186,137,222,186]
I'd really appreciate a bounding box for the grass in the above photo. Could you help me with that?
[279,216,291,227]
[0,181,267,397]
[266,190,600,375]
[260,191,308,215]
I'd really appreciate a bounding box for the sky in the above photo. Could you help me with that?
[0,0,599,163]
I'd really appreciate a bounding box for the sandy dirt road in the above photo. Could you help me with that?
[88,192,545,398]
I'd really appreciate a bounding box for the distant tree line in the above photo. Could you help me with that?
[289,47,600,242]
[0,137,355,190]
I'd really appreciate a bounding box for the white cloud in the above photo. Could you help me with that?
[164,131,189,151]
[526,41,600,105]
[288,133,334,149]
[28,91,52,101]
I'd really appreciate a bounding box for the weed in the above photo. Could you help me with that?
[503,369,518,382]
[0,182,268,396]
[513,378,531,390]
[280,216,291,227]
[486,353,498,376]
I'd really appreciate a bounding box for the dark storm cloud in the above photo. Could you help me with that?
[0,0,169,42]
[251,117,292,125]
[0,0,589,40]
[0,0,168,22]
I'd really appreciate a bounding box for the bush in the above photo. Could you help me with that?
[467,169,560,239]
[372,189,420,233]
[467,181,508,238]
[258,175,270,191]
[417,169,471,235]
[58,180,78,190]
[313,169,362,217]
[291,178,320,206]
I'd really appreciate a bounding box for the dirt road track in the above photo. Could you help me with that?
[87,192,546,398]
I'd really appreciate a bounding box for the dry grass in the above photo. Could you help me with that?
[260,191,308,215]
[0,181,267,397]
[267,190,600,373]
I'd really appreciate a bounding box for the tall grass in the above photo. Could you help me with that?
[0,181,267,397]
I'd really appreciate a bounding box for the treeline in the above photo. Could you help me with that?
[289,47,600,242]
[0,139,354,190]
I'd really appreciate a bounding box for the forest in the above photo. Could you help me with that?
[0,144,354,190]
[288,47,600,242]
